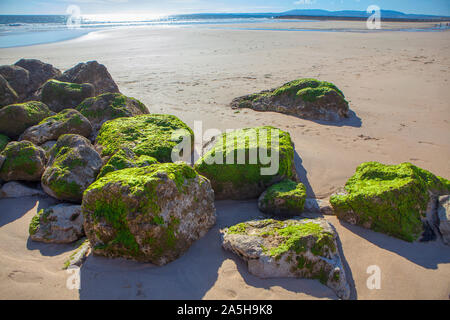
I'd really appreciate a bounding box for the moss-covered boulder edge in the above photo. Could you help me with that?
[194,126,298,200]
[82,162,216,265]
[258,179,307,216]
[330,162,450,242]
[231,78,350,122]
[222,218,350,300]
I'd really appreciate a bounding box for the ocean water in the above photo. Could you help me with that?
[0,14,448,48]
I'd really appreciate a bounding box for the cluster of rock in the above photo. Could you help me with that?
[1,63,449,299]
[231,78,350,122]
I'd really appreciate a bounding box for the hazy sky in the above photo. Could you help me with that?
[0,0,449,16]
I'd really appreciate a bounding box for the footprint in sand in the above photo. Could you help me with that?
[8,270,43,283]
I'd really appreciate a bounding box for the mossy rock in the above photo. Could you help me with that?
[0,140,46,181]
[41,134,102,202]
[0,134,10,152]
[76,93,149,132]
[194,126,298,200]
[258,179,307,216]
[41,79,95,112]
[95,114,194,163]
[0,101,53,138]
[231,78,349,122]
[330,162,450,242]
[97,148,158,179]
[82,162,216,265]
[222,218,350,300]
[20,109,92,145]
[0,75,18,107]
[29,204,84,244]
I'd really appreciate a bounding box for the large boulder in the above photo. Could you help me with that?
[20,109,92,145]
[41,134,102,202]
[330,162,450,242]
[29,204,84,244]
[95,114,194,163]
[97,148,158,179]
[0,101,53,138]
[194,126,298,200]
[14,59,61,98]
[0,134,9,152]
[0,75,18,107]
[231,78,349,122]
[0,141,46,181]
[437,195,450,245]
[258,179,307,216]
[40,79,95,112]
[0,65,30,101]
[76,93,149,132]
[82,163,216,265]
[57,61,119,95]
[222,218,350,300]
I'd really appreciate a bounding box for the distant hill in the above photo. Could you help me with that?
[171,10,450,21]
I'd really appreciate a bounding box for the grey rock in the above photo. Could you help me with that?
[0,75,18,107]
[42,134,102,202]
[29,204,85,244]
[222,218,350,300]
[0,181,45,198]
[0,65,31,100]
[57,61,119,95]
[20,109,92,145]
[304,198,334,215]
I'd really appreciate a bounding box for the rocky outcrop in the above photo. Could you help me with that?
[95,114,193,163]
[330,162,450,242]
[0,101,53,138]
[0,141,46,182]
[29,204,84,244]
[437,195,450,245]
[97,148,158,179]
[14,59,61,99]
[82,163,216,265]
[20,109,92,145]
[40,80,95,112]
[231,78,349,122]
[0,65,30,101]
[0,75,18,107]
[76,93,149,132]
[222,218,350,300]
[258,179,307,216]
[0,181,46,198]
[194,126,298,200]
[57,61,119,95]
[41,134,102,202]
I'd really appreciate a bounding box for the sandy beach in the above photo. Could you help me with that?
[0,21,449,300]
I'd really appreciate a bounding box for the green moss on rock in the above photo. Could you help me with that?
[82,162,216,265]
[97,148,159,179]
[0,101,53,138]
[41,79,95,112]
[0,134,10,152]
[258,179,307,216]
[194,126,297,200]
[95,114,193,163]
[330,162,450,242]
[0,140,46,181]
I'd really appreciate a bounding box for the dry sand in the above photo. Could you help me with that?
[0,21,449,300]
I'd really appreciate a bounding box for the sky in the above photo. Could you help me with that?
[0,0,449,16]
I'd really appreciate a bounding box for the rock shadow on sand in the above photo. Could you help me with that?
[339,220,450,270]
[308,109,362,128]
[77,200,348,300]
